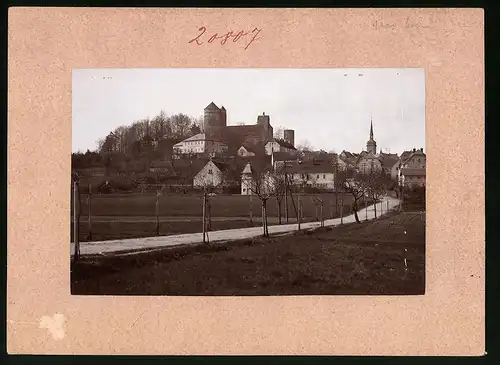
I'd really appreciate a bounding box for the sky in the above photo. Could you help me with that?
[72,68,425,155]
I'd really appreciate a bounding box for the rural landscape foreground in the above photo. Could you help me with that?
[71,210,425,296]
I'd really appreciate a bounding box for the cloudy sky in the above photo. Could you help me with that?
[72,68,425,155]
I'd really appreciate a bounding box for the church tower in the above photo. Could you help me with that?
[366,119,377,154]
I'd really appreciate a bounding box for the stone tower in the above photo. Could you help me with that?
[204,102,227,138]
[283,129,295,147]
[366,119,377,154]
[257,112,273,143]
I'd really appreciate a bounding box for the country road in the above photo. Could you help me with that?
[70,196,400,257]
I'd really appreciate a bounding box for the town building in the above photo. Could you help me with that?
[172,133,228,156]
[193,160,233,189]
[282,159,336,190]
[397,148,426,188]
[264,138,297,155]
[237,145,256,157]
[336,120,399,176]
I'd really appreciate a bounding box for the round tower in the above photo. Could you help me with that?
[283,129,295,147]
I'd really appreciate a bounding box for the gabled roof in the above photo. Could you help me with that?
[378,153,400,169]
[399,151,413,164]
[205,102,219,110]
[149,160,176,176]
[278,159,334,174]
[401,149,425,166]
[210,160,231,173]
[355,151,379,164]
[172,158,210,180]
[339,150,358,162]
[272,151,297,162]
[269,138,296,150]
[239,145,256,154]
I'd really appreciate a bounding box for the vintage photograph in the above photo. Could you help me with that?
[70,68,426,295]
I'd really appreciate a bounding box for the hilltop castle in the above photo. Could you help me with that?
[174,102,296,156]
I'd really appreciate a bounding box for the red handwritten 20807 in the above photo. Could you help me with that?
[189,27,262,50]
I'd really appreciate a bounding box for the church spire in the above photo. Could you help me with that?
[366,118,377,154]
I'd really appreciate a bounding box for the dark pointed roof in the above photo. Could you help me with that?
[220,106,226,111]
[205,102,219,110]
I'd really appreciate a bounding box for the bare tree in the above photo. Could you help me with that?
[296,139,312,152]
[273,126,285,139]
[360,169,391,218]
[248,169,277,237]
[272,171,289,225]
[336,167,366,223]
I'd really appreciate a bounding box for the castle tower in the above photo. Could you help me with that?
[219,106,227,127]
[204,102,226,138]
[366,119,377,154]
[284,129,295,147]
[257,112,273,143]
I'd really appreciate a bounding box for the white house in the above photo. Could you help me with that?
[193,160,231,188]
[265,138,297,155]
[279,159,336,190]
[173,133,228,156]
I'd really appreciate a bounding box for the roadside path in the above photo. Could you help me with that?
[70,196,400,257]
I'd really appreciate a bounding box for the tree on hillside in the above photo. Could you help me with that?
[170,113,192,139]
[296,139,312,152]
[193,116,204,133]
[190,124,202,136]
[273,126,285,139]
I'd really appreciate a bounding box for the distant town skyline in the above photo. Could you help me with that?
[72,68,425,155]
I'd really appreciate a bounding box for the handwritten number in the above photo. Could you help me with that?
[189,26,262,50]
[189,26,206,45]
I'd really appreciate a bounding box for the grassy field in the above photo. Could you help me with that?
[71,211,425,295]
[72,192,360,218]
[70,192,377,242]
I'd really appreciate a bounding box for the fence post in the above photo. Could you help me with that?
[320,204,324,227]
[155,190,160,236]
[73,181,80,262]
[364,194,368,221]
[249,193,253,225]
[202,190,206,244]
[340,197,344,224]
[285,178,289,223]
[87,183,92,240]
[297,189,301,230]
[387,199,389,212]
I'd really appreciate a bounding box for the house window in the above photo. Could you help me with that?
[323,174,326,178]
[243,188,246,192]
[208,169,213,174]
[317,174,319,178]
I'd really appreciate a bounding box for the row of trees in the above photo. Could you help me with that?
[96,111,204,161]
[240,165,392,237]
